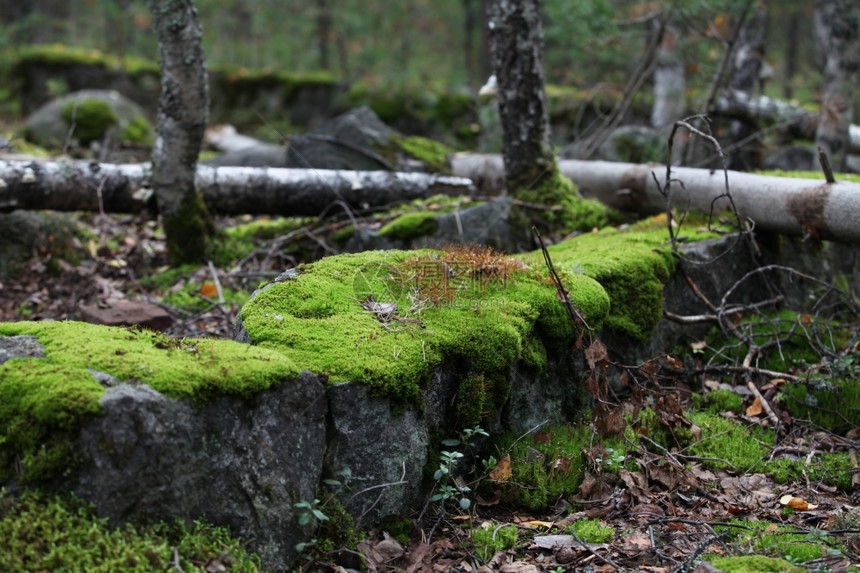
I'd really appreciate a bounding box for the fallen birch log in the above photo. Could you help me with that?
[451,153,860,243]
[713,89,860,154]
[0,159,475,216]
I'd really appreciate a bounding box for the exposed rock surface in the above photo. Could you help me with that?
[285,106,400,171]
[71,372,327,572]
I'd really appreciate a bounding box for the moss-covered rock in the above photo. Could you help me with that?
[21,89,153,148]
[532,227,676,342]
[236,247,609,407]
[0,321,298,483]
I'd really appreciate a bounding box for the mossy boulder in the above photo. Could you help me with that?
[284,106,456,173]
[0,321,322,571]
[21,89,153,149]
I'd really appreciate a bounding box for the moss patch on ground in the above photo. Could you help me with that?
[0,321,298,482]
[705,555,805,573]
[238,247,609,406]
[0,490,262,572]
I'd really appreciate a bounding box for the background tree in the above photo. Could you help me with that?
[487,0,554,192]
[487,0,605,235]
[814,0,859,171]
[146,0,215,265]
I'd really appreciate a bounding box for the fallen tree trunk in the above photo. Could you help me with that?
[713,89,860,154]
[451,153,860,243]
[0,159,475,216]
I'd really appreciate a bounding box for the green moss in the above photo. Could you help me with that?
[491,424,626,511]
[331,224,355,246]
[17,45,112,69]
[211,217,309,267]
[456,373,489,427]
[687,412,773,472]
[692,388,744,414]
[162,191,217,266]
[391,135,454,174]
[530,228,675,342]
[121,115,154,145]
[570,518,614,543]
[755,170,860,184]
[514,169,609,233]
[378,211,439,241]
[0,490,262,572]
[780,371,860,434]
[238,249,609,405]
[61,99,118,145]
[472,524,518,561]
[706,555,804,573]
[0,321,299,482]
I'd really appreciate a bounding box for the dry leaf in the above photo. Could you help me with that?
[200,282,218,297]
[779,495,818,510]
[521,520,554,529]
[746,396,763,416]
[490,454,512,483]
[585,339,609,369]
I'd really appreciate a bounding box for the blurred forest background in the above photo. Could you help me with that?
[0,0,822,106]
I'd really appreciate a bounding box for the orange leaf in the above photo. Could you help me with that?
[200,282,218,297]
[779,495,818,511]
[746,397,763,417]
[490,454,512,483]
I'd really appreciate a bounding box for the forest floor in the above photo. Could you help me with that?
[2,208,860,573]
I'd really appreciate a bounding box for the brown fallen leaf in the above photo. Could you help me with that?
[746,396,763,417]
[490,454,512,483]
[779,494,818,511]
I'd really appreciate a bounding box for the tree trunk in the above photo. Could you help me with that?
[463,0,479,88]
[487,0,555,192]
[651,19,686,131]
[815,0,860,171]
[450,153,860,243]
[0,160,475,216]
[317,0,332,70]
[146,0,214,265]
[727,2,769,171]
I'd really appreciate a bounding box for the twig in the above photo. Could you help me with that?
[745,380,780,427]
[170,547,185,572]
[818,146,836,183]
[532,226,590,331]
[207,260,225,304]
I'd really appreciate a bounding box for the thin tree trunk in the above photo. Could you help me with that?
[146,0,214,265]
[651,19,686,131]
[487,0,554,191]
[317,0,332,70]
[463,0,478,88]
[815,0,860,171]
[727,2,769,171]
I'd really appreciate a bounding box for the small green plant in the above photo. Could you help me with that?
[431,426,490,512]
[294,499,329,528]
[593,447,625,472]
[472,524,518,561]
[293,466,359,556]
[432,450,471,510]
